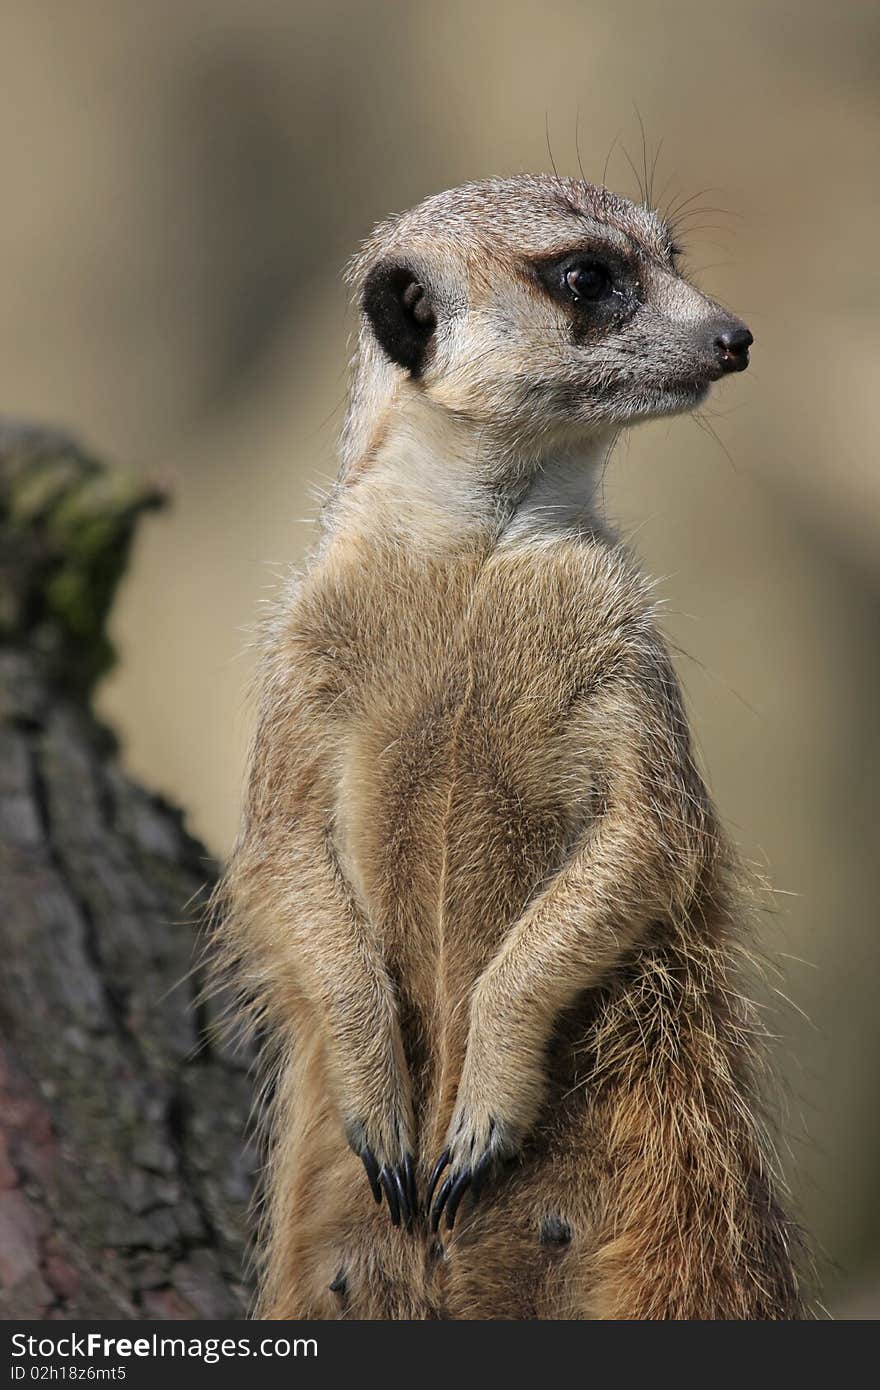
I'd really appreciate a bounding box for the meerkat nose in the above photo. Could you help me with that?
[713,323,754,374]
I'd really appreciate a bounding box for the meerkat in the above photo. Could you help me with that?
[217,174,805,1320]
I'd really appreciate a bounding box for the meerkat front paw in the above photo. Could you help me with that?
[426,1058,538,1234]
[344,1103,418,1229]
[428,997,546,1230]
[426,1108,519,1233]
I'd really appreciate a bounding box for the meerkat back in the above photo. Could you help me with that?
[220,175,806,1320]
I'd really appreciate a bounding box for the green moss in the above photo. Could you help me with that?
[1,428,165,697]
[7,455,86,524]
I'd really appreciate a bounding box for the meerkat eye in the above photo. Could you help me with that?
[564,262,612,302]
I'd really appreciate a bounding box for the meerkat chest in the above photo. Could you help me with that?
[305,539,647,949]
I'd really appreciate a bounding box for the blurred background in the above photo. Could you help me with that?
[0,0,877,1314]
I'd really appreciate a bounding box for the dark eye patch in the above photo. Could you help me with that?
[526,243,638,337]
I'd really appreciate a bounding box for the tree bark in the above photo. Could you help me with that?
[0,424,255,1319]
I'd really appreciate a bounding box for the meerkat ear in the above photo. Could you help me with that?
[361,261,436,378]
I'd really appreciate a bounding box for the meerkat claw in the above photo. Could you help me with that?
[430,1167,476,1232]
[443,1171,473,1230]
[392,1164,412,1226]
[403,1153,419,1219]
[426,1149,450,1211]
[430,1142,503,1230]
[379,1166,401,1226]
[359,1147,382,1204]
[430,1175,454,1232]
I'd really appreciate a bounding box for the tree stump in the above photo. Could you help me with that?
[0,424,255,1319]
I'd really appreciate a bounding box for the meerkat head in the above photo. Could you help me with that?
[344,175,751,473]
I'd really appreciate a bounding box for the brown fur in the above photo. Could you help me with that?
[216,176,806,1319]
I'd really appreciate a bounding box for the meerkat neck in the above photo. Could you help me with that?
[329,396,615,553]
[499,438,616,547]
